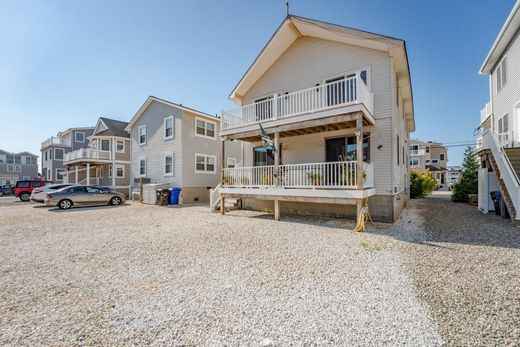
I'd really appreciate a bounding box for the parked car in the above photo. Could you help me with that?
[30,183,73,203]
[44,185,126,209]
[15,180,53,201]
[0,184,15,196]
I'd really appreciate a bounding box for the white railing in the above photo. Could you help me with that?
[42,136,67,148]
[64,148,111,163]
[222,161,373,189]
[210,183,221,211]
[410,149,426,156]
[497,130,514,147]
[480,101,492,124]
[486,129,520,220]
[221,73,373,130]
[78,177,100,186]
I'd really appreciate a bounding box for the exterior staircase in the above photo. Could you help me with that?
[210,184,241,212]
[486,151,517,219]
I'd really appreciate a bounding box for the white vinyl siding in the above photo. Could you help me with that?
[241,36,395,195]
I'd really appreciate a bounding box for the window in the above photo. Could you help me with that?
[56,169,65,180]
[195,118,216,139]
[227,157,237,168]
[31,181,44,188]
[23,176,31,180]
[138,125,147,145]
[496,56,507,92]
[44,151,47,161]
[108,165,112,178]
[75,131,85,143]
[116,140,125,152]
[195,154,216,173]
[431,159,439,164]
[86,186,104,193]
[164,116,174,139]
[164,154,174,176]
[49,149,53,160]
[68,186,86,194]
[23,156,32,164]
[426,160,431,164]
[0,154,7,163]
[396,135,400,165]
[116,165,124,178]
[96,167,103,179]
[54,148,64,160]
[498,114,509,134]
[254,147,275,166]
[14,165,21,172]
[426,146,430,154]
[139,158,146,177]
[440,154,445,161]
[101,139,110,151]
[7,165,13,172]
[410,158,419,166]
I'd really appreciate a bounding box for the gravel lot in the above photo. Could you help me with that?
[0,194,518,346]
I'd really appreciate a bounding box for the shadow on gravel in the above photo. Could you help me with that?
[48,203,130,213]
[372,193,520,250]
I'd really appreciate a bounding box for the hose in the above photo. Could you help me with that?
[352,195,373,233]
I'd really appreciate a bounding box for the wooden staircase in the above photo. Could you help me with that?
[212,197,242,212]
[487,149,518,219]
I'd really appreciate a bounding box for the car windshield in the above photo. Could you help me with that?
[16,182,30,188]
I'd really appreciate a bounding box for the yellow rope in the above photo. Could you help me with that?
[352,196,373,233]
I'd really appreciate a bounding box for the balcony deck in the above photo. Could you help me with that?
[220,73,374,141]
[63,148,112,165]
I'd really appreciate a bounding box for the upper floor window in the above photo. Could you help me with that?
[498,113,509,134]
[75,131,85,143]
[44,151,47,161]
[431,159,439,164]
[227,157,237,168]
[138,125,146,145]
[440,153,445,161]
[139,158,147,177]
[0,154,6,163]
[116,140,125,153]
[496,56,507,93]
[115,165,125,178]
[195,118,216,139]
[100,139,110,151]
[164,116,174,139]
[54,149,64,160]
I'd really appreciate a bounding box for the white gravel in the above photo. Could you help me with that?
[0,200,442,346]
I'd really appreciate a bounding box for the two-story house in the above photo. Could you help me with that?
[216,15,414,222]
[477,0,520,219]
[125,96,242,203]
[409,139,448,187]
[41,127,94,182]
[61,117,131,195]
[0,150,39,184]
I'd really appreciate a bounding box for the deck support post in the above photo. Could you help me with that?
[111,138,116,190]
[274,132,281,221]
[356,114,364,218]
[86,163,90,185]
[75,165,79,184]
[220,139,225,215]
[274,199,280,221]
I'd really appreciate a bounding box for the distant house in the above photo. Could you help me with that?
[124,96,242,203]
[61,117,131,195]
[215,15,415,222]
[41,127,94,182]
[409,139,448,187]
[477,0,520,219]
[447,166,461,187]
[0,150,39,185]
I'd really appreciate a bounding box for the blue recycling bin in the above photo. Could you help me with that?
[169,187,181,205]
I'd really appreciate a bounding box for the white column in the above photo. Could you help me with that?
[111,138,116,189]
[86,163,90,185]
[75,165,78,184]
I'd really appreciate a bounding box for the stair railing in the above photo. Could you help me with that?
[210,183,221,212]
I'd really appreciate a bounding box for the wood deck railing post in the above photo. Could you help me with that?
[220,139,225,215]
[274,131,281,221]
[356,114,364,218]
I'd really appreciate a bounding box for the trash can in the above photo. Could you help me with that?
[490,191,501,216]
[156,188,169,206]
[169,187,181,205]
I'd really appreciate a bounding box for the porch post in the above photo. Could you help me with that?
[86,163,90,185]
[274,131,281,221]
[111,138,116,190]
[75,165,78,184]
[356,114,364,217]
[220,139,225,215]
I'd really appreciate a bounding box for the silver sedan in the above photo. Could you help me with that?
[44,185,126,209]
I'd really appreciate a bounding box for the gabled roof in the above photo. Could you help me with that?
[92,117,130,138]
[229,15,414,131]
[0,149,38,157]
[480,0,520,74]
[125,96,217,132]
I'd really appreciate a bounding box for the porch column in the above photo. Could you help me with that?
[356,114,364,218]
[220,139,225,215]
[86,163,90,185]
[75,165,78,184]
[274,131,281,221]
[111,138,116,190]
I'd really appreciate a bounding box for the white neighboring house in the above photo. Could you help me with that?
[447,166,461,188]
[125,96,242,203]
[215,15,415,222]
[477,0,520,219]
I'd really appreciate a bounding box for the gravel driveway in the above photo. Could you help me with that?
[0,195,518,346]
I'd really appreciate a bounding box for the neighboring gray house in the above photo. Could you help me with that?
[477,0,520,219]
[0,149,39,185]
[61,117,131,195]
[41,127,94,182]
[125,96,242,203]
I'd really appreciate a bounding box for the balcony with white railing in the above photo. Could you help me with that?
[221,73,374,132]
[222,161,374,190]
[410,148,426,156]
[63,148,111,164]
[480,101,492,124]
[41,136,69,149]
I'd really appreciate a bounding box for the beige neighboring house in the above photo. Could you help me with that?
[125,96,242,204]
[61,117,131,196]
[477,0,520,220]
[409,139,448,188]
[214,15,415,222]
[0,150,39,185]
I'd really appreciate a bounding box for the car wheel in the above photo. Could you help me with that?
[59,199,73,210]
[110,196,122,206]
[20,193,30,202]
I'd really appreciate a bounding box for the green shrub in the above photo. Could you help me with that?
[410,169,437,199]
[452,146,478,203]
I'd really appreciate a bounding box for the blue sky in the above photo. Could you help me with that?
[0,0,516,166]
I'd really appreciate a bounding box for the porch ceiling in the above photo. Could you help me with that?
[223,111,373,142]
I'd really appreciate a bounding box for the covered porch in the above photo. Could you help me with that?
[218,111,376,221]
